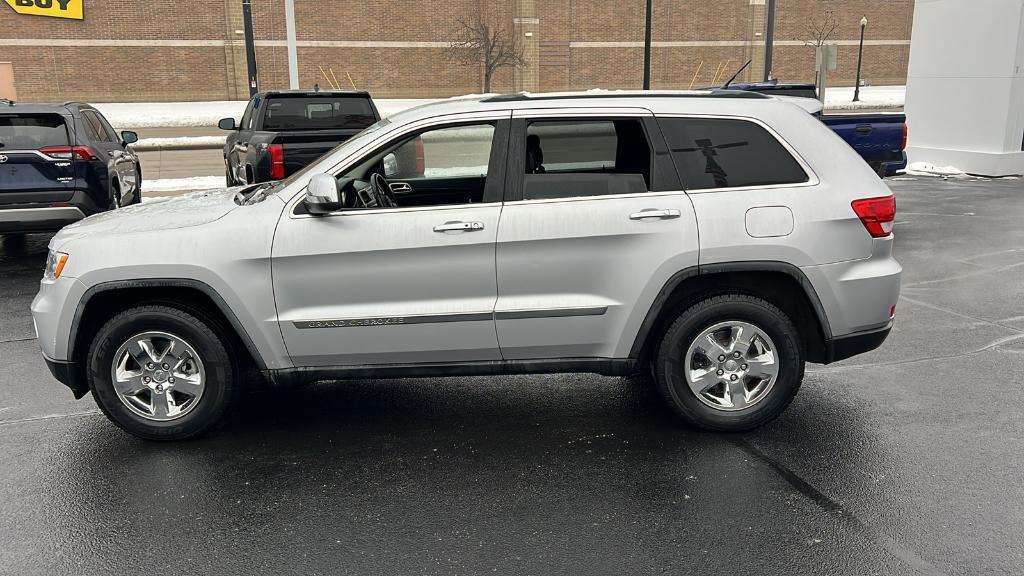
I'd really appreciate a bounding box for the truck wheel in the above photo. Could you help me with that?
[87,305,238,441]
[654,294,803,432]
[225,164,235,187]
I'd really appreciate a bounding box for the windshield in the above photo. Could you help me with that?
[247,117,392,204]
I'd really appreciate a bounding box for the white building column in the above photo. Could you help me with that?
[904,0,1024,176]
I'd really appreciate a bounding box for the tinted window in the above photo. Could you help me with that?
[660,117,808,190]
[0,114,69,149]
[523,119,651,200]
[80,111,109,143]
[262,97,376,130]
[92,111,120,142]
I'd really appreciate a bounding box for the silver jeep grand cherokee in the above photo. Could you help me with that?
[31,91,901,440]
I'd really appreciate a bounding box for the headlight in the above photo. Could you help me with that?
[43,251,69,280]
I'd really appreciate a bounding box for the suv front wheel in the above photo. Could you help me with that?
[654,295,804,431]
[87,305,238,440]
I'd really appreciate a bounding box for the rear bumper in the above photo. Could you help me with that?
[42,354,89,399]
[880,151,908,176]
[823,323,892,364]
[0,206,85,233]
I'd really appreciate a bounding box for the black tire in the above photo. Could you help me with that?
[654,294,804,432]
[132,170,143,204]
[87,305,238,440]
[225,163,235,187]
[109,180,122,210]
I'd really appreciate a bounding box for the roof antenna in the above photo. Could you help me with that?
[720,60,752,89]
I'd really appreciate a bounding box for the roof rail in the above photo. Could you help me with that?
[482,90,770,103]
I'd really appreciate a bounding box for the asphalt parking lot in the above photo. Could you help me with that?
[1,176,1022,575]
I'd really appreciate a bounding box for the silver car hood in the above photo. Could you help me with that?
[52,188,240,250]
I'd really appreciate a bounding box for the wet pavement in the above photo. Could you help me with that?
[1,176,1023,575]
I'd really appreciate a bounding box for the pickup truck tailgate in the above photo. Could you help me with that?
[274,128,364,174]
[821,113,906,162]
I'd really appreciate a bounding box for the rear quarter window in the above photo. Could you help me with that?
[0,114,69,149]
[262,97,376,131]
[658,117,808,190]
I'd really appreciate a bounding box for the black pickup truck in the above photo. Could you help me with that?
[218,90,380,186]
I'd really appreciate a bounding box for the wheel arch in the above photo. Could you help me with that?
[630,262,832,365]
[68,279,268,379]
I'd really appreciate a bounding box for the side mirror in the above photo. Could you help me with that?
[304,173,343,215]
[218,117,237,131]
[382,153,398,177]
[120,130,138,145]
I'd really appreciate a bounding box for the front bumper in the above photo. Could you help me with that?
[42,354,89,399]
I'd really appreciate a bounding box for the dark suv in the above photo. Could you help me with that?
[0,100,142,236]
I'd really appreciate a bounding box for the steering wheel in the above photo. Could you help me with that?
[370,173,397,208]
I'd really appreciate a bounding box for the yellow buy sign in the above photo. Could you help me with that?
[4,0,82,20]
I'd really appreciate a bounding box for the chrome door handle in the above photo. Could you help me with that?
[629,209,681,220]
[433,221,485,233]
[390,182,412,194]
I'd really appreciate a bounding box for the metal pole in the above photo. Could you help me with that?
[284,0,299,89]
[853,17,867,102]
[642,0,653,89]
[242,0,258,97]
[763,0,775,81]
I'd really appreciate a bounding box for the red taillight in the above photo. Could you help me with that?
[414,138,425,176]
[852,196,896,238]
[268,144,285,180]
[900,123,908,151]
[39,145,96,161]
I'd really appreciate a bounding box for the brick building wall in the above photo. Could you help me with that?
[0,0,914,102]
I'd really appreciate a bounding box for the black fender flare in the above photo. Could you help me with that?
[67,278,268,371]
[628,261,833,359]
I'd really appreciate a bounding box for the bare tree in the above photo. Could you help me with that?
[801,9,841,49]
[799,10,841,84]
[444,16,526,93]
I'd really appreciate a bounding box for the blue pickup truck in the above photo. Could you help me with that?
[725,82,907,176]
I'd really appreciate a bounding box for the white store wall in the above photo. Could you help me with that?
[904,0,1024,176]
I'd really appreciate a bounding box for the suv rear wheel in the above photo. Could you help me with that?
[654,294,803,431]
[86,305,238,440]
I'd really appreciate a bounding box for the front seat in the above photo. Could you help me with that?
[526,134,545,174]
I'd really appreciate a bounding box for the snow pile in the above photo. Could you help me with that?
[133,136,227,151]
[823,85,905,110]
[96,101,247,129]
[902,162,967,177]
[143,176,224,193]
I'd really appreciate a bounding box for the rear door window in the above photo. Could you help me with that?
[522,119,652,200]
[0,114,69,149]
[262,97,376,131]
[92,111,121,142]
[658,117,808,190]
[79,111,108,143]
[82,110,117,143]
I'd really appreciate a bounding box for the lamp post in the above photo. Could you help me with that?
[642,0,653,89]
[853,16,867,102]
